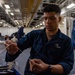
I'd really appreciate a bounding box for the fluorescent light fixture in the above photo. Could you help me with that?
[35,25,39,27]
[4,4,10,9]
[0,22,2,24]
[40,23,42,25]
[10,13,14,16]
[14,9,20,12]
[67,3,75,9]
[42,21,45,25]
[8,25,12,27]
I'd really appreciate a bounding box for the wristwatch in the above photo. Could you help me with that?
[47,65,52,72]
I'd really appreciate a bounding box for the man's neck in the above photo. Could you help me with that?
[46,29,58,36]
[46,29,58,41]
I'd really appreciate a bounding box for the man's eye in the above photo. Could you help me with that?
[44,17,56,20]
[44,17,47,20]
[49,17,56,20]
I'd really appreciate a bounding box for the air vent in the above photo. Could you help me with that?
[43,0,46,2]
[34,18,39,20]
[30,22,36,26]
[36,15,41,18]
[37,12,43,15]
[42,3,50,7]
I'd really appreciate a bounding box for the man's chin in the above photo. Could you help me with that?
[46,28,53,31]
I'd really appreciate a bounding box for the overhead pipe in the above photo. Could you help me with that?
[27,0,42,27]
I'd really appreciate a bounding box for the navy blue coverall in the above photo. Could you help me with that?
[6,28,74,75]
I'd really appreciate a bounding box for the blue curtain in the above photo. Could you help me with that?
[17,26,24,40]
[71,20,75,49]
[12,68,21,75]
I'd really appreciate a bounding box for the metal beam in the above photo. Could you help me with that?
[27,0,42,27]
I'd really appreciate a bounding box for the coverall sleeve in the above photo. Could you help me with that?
[5,30,35,62]
[58,38,74,74]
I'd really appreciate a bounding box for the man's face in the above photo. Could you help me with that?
[43,12,61,32]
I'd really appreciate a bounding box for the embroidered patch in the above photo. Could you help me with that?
[54,44,61,48]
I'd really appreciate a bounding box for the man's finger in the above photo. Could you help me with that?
[31,59,42,64]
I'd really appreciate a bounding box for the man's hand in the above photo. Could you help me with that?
[29,59,49,73]
[5,40,18,55]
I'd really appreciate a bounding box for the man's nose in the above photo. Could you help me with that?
[46,19,51,23]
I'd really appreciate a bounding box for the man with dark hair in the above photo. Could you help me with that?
[43,4,61,14]
[5,4,74,75]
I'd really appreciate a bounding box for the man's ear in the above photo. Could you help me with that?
[59,16,62,22]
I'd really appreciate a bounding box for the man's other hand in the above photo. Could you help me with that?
[29,59,49,73]
[5,40,18,55]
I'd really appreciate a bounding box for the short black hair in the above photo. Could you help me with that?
[43,4,61,15]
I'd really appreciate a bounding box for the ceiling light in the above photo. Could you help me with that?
[8,25,12,27]
[66,3,75,9]
[40,23,42,25]
[35,26,38,28]
[42,21,45,25]
[0,22,2,24]
[10,13,14,16]
[4,4,10,9]
[14,9,20,12]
